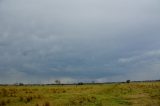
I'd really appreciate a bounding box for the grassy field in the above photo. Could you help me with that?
[0,82,160,106]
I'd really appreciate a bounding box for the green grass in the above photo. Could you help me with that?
[0,82,160,106]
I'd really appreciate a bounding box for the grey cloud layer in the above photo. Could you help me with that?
[0,0,160,83]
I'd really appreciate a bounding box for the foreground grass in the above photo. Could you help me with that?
[0,82,160,106]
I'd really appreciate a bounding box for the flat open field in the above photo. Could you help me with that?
[0,82,160,106]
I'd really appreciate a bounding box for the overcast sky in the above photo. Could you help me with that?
[0,0,160,84]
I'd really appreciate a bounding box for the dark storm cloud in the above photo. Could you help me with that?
[0,0,160,83]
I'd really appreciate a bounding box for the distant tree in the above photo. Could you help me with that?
[91,81,95,84]
[19,83,24,86]
[55,80,61,84]
[77,82,83,85]
[126,80,131,83]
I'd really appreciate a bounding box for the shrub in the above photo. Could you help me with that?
[26,96,33,103]
[37,95,42,99]
[6,99,10,104]
[19,96,24,101]
[0,100,6,106]
[43,101,50,106]
[35,103,39,106]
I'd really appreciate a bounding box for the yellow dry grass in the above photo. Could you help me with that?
[0,82,160,106]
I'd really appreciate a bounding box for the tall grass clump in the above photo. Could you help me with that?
[1,88,8,97]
